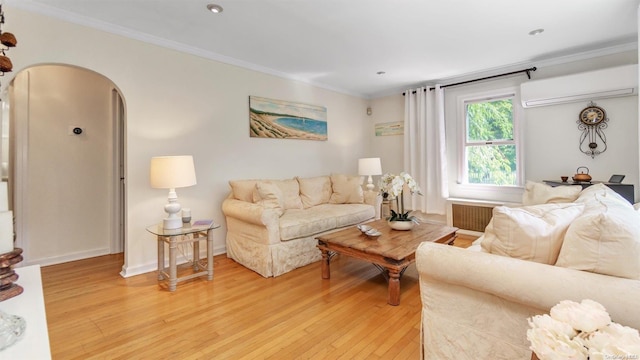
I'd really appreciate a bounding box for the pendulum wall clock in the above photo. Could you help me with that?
[577,102,608,158]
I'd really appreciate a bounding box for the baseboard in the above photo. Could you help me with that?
[20,247,111,267]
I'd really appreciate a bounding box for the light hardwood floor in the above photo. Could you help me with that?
[41,235,475,359]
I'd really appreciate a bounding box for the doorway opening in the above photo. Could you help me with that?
[8,64,126,268]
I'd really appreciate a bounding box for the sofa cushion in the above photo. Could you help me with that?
[271,179,303,210]
[522,181,582,205]
[329,174,364,204]
[481,203,585,265]
[297,176,332,208]
[279,207,337,241]
[556,189,640,280]
[253,179,302,210]
[252,179,303,210]
[279,203,374,241]
[328,203,376,228]
[255,181,284,216]
[229,179,258,202]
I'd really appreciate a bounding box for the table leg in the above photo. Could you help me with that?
[169,235,178,292]
[387,268,401,306]
[207,229,214,280]
[193,236,200,271]
[321,249,331,279]
[446,234,457,246]
[157,237,165,281]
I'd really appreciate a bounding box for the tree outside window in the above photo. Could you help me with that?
[464,97,518,186]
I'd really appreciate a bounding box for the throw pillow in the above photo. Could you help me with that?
[556,190,640,280]
[229,179,259,203]
[521,181,582,205]
[254,181,284,216]
[273,178,303,210]
[575,183,631,208]
[481,203,585,265]
[297,176,332,208]
[329,174,364,204]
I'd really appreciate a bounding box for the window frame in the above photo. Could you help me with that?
[456,87,524,189]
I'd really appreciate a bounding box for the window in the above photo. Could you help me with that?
[459,90,522,187]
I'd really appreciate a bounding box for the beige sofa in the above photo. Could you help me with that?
[416,183,640,359]
[222,174,381,277]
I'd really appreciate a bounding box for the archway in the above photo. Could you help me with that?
[9,64,126,267]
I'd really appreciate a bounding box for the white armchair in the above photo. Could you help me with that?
[416,242,640,359]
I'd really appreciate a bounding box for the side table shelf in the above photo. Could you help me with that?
[146,221,220,291]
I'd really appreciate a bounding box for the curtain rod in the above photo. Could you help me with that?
[402,66,537,95]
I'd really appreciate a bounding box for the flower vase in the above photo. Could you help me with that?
[380,172,422,230]
[388,220,414,231]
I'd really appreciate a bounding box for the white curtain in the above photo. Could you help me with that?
[403,85,448,215]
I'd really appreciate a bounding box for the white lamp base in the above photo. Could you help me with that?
[366,175,375,191]
[163,217,183,230]
[162,188,183,229]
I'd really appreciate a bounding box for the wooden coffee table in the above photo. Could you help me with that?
[316,219,458,306]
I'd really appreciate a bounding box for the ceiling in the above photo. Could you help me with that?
[9,0,640,98]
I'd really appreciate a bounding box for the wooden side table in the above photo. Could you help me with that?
[381,198,390,219]
[146,221,220,291]
[381,197,398,219]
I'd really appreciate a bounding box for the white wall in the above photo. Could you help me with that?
[6,8,371,276]
[367,96,404,175]
[371,51,639,204]
[523,96,638,188]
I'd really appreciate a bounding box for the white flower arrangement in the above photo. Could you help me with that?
[379,172,422,198]
[528,299,640,360]
[378,172,422,222]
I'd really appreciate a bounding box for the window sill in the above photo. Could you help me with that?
[449,183,524,203]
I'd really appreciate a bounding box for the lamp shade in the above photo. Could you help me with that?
[150,155,197,189]
[358,157,382,176]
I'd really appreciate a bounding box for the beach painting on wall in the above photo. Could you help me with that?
[375,121,404,136]
[249,96,328,141]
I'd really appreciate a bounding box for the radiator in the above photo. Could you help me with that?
[446,199,506,234]
[451,204,494,232]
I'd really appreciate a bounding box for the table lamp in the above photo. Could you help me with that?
[358,157,382,191]
[150,155,197,229]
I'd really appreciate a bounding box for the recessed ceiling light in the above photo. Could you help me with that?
[528,28,544,36]
[376,71,386,75]
[207,4,223,13]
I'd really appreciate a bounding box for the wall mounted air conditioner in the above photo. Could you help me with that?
[520,64,638,108]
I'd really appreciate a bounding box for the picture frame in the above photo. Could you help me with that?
[608,174,625,183]
[249,96,327,141]
[375,121,404,136]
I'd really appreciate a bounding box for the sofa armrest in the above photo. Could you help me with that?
[222,197,282,246]
[416,242,640,328]
[222,198,280,227]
